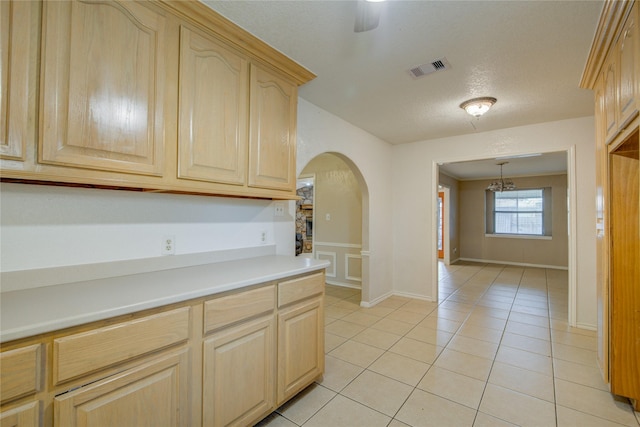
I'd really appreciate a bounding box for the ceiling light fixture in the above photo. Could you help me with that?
[488,161,516,192]
[460,97,497,117]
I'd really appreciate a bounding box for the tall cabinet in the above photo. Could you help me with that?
[581,0,640,411]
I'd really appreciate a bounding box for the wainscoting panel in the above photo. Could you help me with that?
[315,242,361,288]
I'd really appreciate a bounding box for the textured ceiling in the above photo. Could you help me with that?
[202,0,603,146]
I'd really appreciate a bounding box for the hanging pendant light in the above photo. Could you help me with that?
[487,162,516,192]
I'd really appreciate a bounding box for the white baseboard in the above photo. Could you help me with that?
[325,280,362,290]
[575,322,597,331]
[457,257,568,270]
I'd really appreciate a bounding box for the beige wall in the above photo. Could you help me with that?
[458,174,568,268]
[302,153,363,287]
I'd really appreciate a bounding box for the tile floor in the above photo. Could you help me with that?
[258,261,640,427]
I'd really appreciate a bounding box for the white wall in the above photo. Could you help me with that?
[0,182,293,273]
[297,98,394,304]
[392,116,597,328]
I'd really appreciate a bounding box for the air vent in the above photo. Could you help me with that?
[407,57,451,79]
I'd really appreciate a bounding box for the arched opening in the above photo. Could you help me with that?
[297,152,371,304]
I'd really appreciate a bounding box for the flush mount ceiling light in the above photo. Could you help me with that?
[460,97,497,117]
[488,161,516,192]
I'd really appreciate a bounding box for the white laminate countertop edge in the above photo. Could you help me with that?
[0,255,330,343]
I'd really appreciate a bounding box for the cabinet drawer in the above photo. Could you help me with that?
[204,285,275,334]
[0,344,42,404]
[278,272,325,308]
[54,307,190,384]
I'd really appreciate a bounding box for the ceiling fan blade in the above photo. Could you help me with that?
[354,0,383,33]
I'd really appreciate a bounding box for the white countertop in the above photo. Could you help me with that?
[0,255,329,343]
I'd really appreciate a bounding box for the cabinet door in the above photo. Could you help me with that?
[277,297,324,405]
[54,349,190,427]
[0,402,40,427]
[0,0,37,161]
[203,315,275,427]
[248,65,297,192]
[617,3,639,129]
[178,25,248,185]
[40,0,166,176]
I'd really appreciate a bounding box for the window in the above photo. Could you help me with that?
[486,188,552,237]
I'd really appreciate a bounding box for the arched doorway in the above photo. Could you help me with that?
[298,152,371,303]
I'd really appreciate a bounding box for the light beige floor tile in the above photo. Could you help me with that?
[556,405,632,427]
[276,383,335,425]
[447,335,498,360]
[495,346,553,376]
[418,316,462,333]
[507,311,549,328]
[553,358,609,391]
[325,332,348,353]
[456,323,503,344]
[505,320,550,341]
[433,348,493,381]
[376,296,410,309]
[479,384,556,427]
[551,329,597,350]
[417,366,485,409]
[324,295,342,306]
[351,327,402,350]
[325,319,366,338]
[511,304,549,317]
[480,294,515,305]
[473,412,518,427]
[395,388,476,427]
[428,307,469,322]
[328,340,384,368]
[401,299,438,314]
[386,309,427,325]
[324,316,337,327]
[488,361,554,402]
[370,317,415,335]
[388,419,411,427]
[477,299,513,311]
[324,305,355,320]
[358,306,395,317]
[438,301,475,313]
[555,378,638,426]
[389,337,443,364]
[405,325,453,347]
[550,318,598,337]
[340,311,382,327]
[332,299,361,311]
[552,342,598,367]
[464,314,507,331]
[316,355,364,392]
[255,412,298,427]
[341,370,413,417]
[501,332,551,356]
[367,352,431,386]
[303,394,391,427]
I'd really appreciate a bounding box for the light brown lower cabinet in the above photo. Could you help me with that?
[0,270,325,427]
[54,349,191,427]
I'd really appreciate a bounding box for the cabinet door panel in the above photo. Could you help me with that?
[178,25,248,185]
[248,65,296,192]
[203,316,275,427]
[618,5,638,128]
[40,0,166,176]
[604,60,618,143]
[277,297,324,405]
[0,402,40,427]
[0,0,35,161]
[54,349,190,427]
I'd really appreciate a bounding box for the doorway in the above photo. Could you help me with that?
[438,190,444,259]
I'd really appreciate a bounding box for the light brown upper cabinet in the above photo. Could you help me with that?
[617,5,638,129]
[0,0,315,199]
[39,1,167,176]
[177,24,248,186]
[0,1,39,162]
[248,65,298,192]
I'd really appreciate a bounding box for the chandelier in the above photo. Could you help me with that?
[487,162,516,192]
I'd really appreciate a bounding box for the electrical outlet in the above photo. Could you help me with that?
[260,230,267,244]
[161,235,175,255]
[274,202,285,217]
